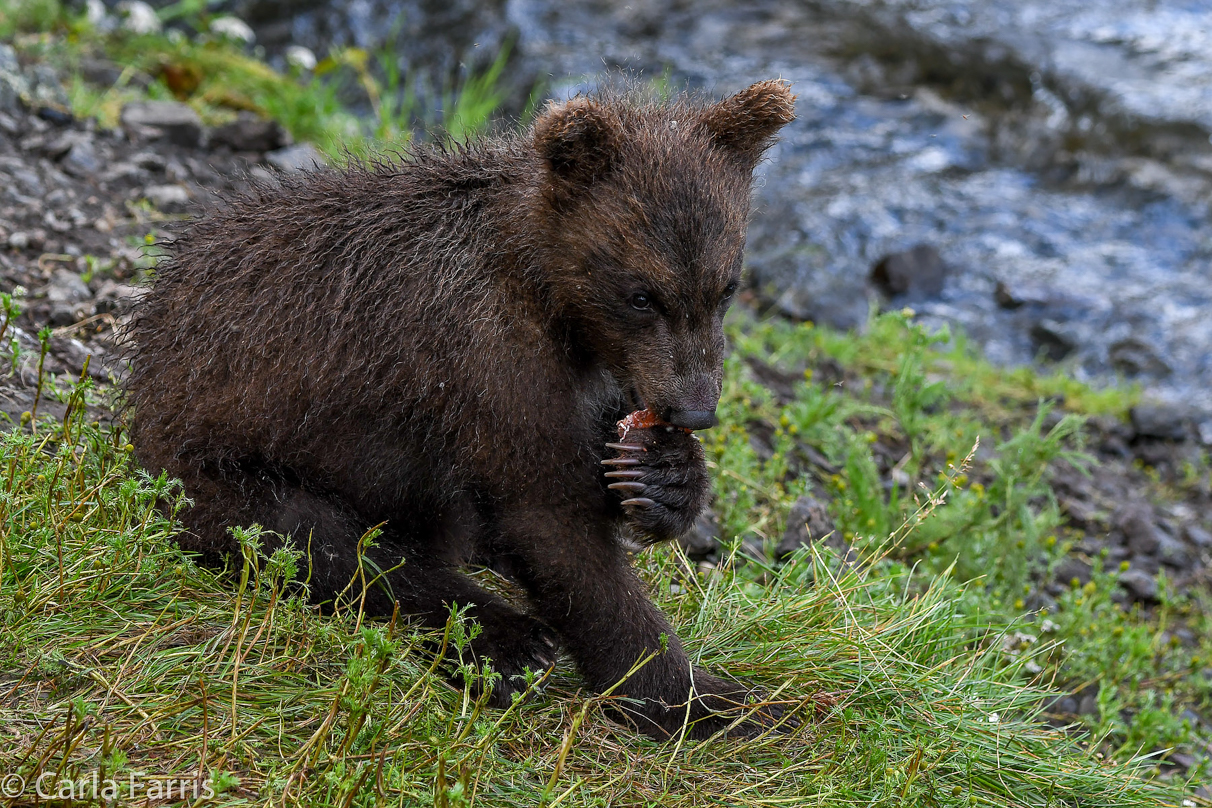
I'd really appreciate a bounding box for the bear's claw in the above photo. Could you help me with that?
[601,456,642,466]
[607,481,648,494]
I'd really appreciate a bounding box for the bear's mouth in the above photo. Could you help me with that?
[623,386,646,415]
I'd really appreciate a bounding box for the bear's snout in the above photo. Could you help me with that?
[667,409,718,430]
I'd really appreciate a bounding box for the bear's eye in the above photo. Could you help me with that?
[722,282,739,300]
[629,292,653,311]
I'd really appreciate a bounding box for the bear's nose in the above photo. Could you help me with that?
[667,409,718,430]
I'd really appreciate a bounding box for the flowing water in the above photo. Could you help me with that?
[236,0,1212,422]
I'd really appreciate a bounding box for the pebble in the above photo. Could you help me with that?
[61,137,101,177]
[679,510,721,560]
[265,143,325,173]
[1130,402,1191,441]
[1114,502,1161,556]
[1183,524,1212,549]
[141,183,191,213]
[776,494,837,560]
[211,111,289,153]
[120,101,203,148]
[1029,319,1080,361]
[869,243,949,299]
[1118,568,1159,602]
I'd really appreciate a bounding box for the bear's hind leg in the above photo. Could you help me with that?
[174,459,558,703]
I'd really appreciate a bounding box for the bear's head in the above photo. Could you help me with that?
[532,79,796,429]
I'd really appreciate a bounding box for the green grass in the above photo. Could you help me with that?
[0,0,512,156]
[1,5,1209,803]
[0,310,1204,806]
[0,414,1177,806]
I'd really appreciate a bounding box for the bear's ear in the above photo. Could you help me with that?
[534,97,620,187]
[698,80,796,162]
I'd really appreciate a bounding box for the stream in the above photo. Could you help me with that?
[233,0,1212,424]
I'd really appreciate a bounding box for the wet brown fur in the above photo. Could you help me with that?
[129,80,795,740]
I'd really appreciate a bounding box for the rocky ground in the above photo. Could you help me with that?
[0,42,323,423]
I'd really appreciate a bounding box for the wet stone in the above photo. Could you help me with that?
[776,495,837,560]
[1109,337,1171,377]
[265,143,325,173]
[1184,524,1212,549]
[211,111,289,153]
[1118,568,1159,602]
[1130,402,1190,441]
[869,243,949,299]
[1029,319,1080,361]
[46,268,92,305]
[679,509,721,560]
[1114,502,1161,556]
[1156,534,1192,569]
[61,137,100,177]
[994,280,1054,309]
[141,184,191,213]
[120,101,203,148]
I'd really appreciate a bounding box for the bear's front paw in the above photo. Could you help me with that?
[603,426,709,542]
[609,669,800,741]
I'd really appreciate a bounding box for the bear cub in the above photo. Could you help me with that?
[129,80,796,740]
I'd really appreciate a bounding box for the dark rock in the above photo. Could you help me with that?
[1108,337,1171,377]
[1024,591,1058,613]
[46,268,92,305]
[43,131,76,159]
[1029,319,1079,361]
[120,101,203,148]
[16,62,68,115]
[99,161,146,185]
[1129,401,1190,441]
[776,495,837,560]
[1114,502,1161,556]
[1156,534,1192,569]
[679,509,721,560]
[36,106,73,126]
[869,243,948,298]
[61,137,100,178]
[210,111,288,153]
[1183,524,1212,549]
[265,143,325,173]
[1078,692,1100,718]
[1059,495,1098,528]
[45,268,93,327]
[780,494,848,562]
[79,58,124,87]
[994,280,1054,309]
[93,280,142,314]
[51,337,111,382]
[7,231,37,250]
[1128,553,1160,576]
[740,534,768,563]
[1118,568,1159,601]
[1053,557,1091,587]
[130,150,167,171]
[1166,752,1197,773]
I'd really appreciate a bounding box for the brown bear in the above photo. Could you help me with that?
[128,80,796,740]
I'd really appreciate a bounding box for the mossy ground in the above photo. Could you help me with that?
[1,2,1210,806]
